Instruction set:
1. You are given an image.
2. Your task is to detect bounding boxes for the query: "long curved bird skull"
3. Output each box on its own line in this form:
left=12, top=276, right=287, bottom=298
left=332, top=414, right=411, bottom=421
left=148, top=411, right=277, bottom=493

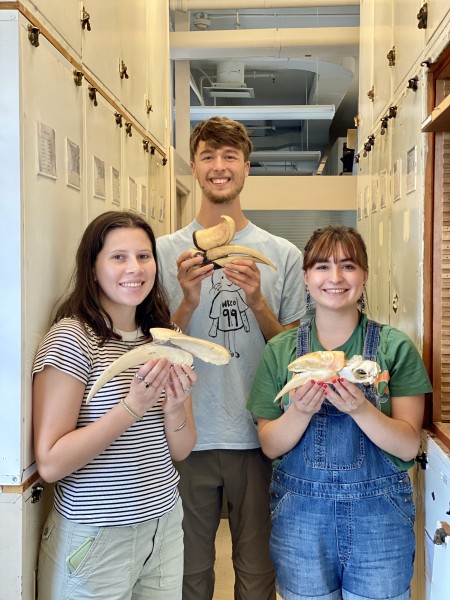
left=189, top=215, right=277, bottom=271
left=86, top=329, right=231, bottom=404
left=274, top=351, right=381, bottom=402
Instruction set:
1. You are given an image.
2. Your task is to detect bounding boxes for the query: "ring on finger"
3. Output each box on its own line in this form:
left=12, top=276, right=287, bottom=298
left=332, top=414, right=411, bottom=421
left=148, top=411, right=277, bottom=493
left=183, top=386, right=191, bottom=393
left=300, top=400, right=306, bottom=406
left=135, top=373, right=144, bottom=381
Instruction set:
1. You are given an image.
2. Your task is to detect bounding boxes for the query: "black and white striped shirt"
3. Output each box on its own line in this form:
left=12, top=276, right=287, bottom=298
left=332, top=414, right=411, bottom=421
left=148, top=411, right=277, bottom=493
left=33, top=318, right=180, bottom=526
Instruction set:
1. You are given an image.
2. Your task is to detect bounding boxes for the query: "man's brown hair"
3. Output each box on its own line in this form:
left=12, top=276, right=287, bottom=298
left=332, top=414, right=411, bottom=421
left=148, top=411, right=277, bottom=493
left=190, top=116, right=253, bottom=162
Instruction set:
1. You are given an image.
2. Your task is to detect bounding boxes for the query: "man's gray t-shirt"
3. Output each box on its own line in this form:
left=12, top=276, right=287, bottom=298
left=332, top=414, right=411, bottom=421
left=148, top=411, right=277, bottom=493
left=157, top=220, right=305, bottom=450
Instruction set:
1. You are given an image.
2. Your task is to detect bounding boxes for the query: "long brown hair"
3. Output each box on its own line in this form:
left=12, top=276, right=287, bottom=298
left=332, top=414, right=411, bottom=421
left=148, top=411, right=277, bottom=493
left=303, top=225, right=369, bottom=273
left=54, top=211, right=171, bottom=342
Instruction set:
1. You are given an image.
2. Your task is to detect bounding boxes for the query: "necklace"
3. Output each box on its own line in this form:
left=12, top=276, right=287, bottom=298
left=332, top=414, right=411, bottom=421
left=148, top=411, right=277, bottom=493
left=116, top=327, right=141, bottom=348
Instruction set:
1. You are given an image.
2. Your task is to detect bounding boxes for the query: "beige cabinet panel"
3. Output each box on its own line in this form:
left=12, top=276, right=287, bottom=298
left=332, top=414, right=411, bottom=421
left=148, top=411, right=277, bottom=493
left=358, top=0, right=374, bottom=143
left=119, top=0, right=148, bottom=130
left=389, top=75, right=425, bottom=345
left=21, top=0, right=82, bottom=56
left=393, top=0, right=425, bottom=93
left=148, top=152, right=169, bottom=238
left=425, top=0, right=450, bottom=45
left=122, top=126, right=149, bottom=217
left=146, top=0, right=169, bottom=148
left=367, top=130, right=392, bottom=324
left=1, top=11, right=23, bottom=484
left=20, top=17, right=84, bottom=472
left=81, top=0, right=121, bottom=100
left=0, top=480, right=52, bottom=600
left=373, top=0, right=394, bottom=123
left=84, top=87, right=122, bottom=221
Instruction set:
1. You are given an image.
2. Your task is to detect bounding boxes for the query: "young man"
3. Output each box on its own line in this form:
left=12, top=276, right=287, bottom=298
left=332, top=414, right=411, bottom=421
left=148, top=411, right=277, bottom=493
left=157, top=117, right=305, bottom=600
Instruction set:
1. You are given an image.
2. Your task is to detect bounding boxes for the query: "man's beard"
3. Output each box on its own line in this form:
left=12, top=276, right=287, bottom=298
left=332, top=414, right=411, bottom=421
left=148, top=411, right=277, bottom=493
left=201, top=179, right=245, bottom=204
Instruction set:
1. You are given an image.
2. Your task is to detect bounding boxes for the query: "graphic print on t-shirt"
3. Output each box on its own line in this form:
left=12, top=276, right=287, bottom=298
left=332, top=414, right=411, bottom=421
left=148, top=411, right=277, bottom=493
left=208, top=270, right=249, bottom=358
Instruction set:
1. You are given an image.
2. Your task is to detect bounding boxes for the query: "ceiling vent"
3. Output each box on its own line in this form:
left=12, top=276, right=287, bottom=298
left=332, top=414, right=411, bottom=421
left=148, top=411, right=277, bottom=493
left=204, top=61, right=255, bottom=99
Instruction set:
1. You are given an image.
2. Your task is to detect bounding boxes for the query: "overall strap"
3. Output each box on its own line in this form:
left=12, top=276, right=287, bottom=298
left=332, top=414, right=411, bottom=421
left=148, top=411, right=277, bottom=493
left=296, top=322, right=311, bottom=358
left=362, top=319, right=381, bottom=362
left=296, top=318, right=381, bottom=362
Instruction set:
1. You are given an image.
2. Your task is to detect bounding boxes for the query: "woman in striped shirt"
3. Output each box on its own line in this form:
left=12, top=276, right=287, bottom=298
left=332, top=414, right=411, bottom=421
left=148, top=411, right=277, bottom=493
left=33, top=210, right=197, bottom=600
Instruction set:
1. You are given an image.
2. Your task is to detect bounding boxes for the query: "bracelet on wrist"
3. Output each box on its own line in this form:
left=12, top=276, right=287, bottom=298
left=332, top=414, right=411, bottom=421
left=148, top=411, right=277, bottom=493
left=120, top=398, right=143, bottom=421
left=165, top=418, right=187, bottom=432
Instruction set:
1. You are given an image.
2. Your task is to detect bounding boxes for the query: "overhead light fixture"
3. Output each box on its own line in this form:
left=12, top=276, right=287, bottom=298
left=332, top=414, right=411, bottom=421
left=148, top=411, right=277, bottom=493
left=204, top=86, right=255, bottom=99
left=251, top=151, right=321, bottom=163
left=189, top=105, right=335, bottom=121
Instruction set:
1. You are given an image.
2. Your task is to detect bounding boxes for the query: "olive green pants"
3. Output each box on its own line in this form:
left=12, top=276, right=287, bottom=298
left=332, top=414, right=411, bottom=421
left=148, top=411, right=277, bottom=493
left=175, top=448, right=276, bottom=600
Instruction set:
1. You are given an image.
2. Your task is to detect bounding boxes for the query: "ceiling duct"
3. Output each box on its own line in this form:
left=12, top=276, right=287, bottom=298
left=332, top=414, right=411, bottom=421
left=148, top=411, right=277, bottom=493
left=203, top=61, right=255, bottom=99
left=170, top=27, right=359, bottom=60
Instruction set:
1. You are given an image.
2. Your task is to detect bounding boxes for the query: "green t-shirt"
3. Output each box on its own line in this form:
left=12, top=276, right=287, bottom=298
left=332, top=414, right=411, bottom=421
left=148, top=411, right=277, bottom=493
left=247, top=314, right=432, bottom=470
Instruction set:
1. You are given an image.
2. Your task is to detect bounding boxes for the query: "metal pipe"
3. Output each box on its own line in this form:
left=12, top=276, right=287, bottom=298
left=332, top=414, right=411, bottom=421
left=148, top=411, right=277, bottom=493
left=186, top=104, right=335, bottom=121
left=170, top=0, right=359, bottom=10
left=251, top=150, right=321, bottom=162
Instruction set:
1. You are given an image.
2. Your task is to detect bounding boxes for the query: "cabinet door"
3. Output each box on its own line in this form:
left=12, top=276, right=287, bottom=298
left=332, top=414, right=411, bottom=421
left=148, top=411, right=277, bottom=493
left=368, top=128, right=392, bottom=324
left=21, top=0, right=82, bottom=56
left=122, top=124, right=149, bottom=217
left=393, top=0, right=425, bottom=94
left=425, top=0, right=450, bottom=45
left=0, top=11, right=22, bottom=484
left=84, top=85, right=122, bottom=222
left=358, top=0, right=374, bottom=143
left=146, top=0, right=169, bottom=149
left=373, top=0, right=394, bottom=123
left=389, top=74, right=426, bottom=344
left=20, top=15, right=84, bottom=472
left=81, top=0, right=121, bottom=100
left=119, top=0, right=148, bottom=130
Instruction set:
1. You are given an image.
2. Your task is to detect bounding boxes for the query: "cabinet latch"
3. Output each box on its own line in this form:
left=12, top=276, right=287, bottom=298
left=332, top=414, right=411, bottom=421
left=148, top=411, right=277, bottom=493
left=415, top=451, right=428, bottom=469
left=433, top=521, right=450, bottom=545
left=27, top=25, right=40, bottom=48
left=417, top=3, right=428, bottom=30
left=387, top=47, right=396, bottom=67
left=31, top=483, right=44, bottom=504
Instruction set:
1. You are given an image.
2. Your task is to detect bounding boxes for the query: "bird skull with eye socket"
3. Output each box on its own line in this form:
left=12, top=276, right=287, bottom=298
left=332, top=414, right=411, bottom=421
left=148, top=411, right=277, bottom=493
left=85, top=328, right=231, bottom=404
left=188, top=215, right=277, bottom=271
left=274, top=351, right=381, bottom=402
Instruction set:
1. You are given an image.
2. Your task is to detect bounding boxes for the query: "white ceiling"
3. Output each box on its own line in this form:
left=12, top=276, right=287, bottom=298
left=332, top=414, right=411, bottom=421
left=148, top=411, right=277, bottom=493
left=170, top=2, right=360, bottom=175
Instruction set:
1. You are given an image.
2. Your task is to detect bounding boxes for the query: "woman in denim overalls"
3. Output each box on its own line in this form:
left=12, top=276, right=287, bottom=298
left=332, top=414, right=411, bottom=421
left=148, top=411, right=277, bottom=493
left=247, top=226, right=432, bottom=600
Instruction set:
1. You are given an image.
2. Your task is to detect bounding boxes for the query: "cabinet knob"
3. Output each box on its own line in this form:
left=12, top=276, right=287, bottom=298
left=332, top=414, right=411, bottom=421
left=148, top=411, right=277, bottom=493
left=120, top=60, right=129, bottom=80
left=73, top=70, right=83, bottom=86
left=88, top=86, right=98, bottom=107
left=387, top=47, right=396, bottom=67
left=417, top=3, right=428, bottom=30
left=27, top=25, right=40, bottom=48
left=81, top=8, right=91, bottom=31
left=407, top=76, right=419, bottom=92
left=433, top=521, right=450, bottom=545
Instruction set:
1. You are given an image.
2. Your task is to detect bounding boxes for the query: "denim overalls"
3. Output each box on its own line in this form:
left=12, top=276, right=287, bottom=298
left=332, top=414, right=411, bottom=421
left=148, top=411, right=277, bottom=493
left=270, top=321, right=415, bottom=600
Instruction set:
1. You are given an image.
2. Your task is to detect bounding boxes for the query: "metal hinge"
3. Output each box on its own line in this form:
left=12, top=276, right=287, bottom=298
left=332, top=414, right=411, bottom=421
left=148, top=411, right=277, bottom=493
left=31, top=483, right=44, bottom=504
left=415, top=451, right=428, bottom=469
